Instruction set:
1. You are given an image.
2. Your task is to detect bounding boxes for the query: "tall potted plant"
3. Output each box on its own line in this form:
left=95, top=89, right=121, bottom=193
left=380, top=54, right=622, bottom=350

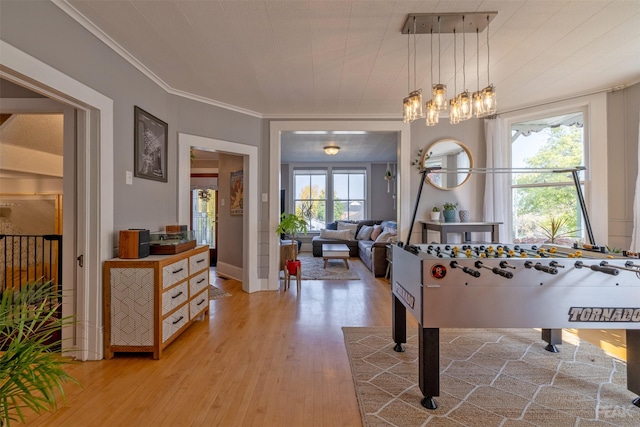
left=1, top=281, right=76, bottom=426
left=276, top=212, right=308, bottom=274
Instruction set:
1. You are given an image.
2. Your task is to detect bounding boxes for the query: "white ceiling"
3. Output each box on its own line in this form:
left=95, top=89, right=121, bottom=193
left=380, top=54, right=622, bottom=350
left=59, top=0, right=640, bottom=162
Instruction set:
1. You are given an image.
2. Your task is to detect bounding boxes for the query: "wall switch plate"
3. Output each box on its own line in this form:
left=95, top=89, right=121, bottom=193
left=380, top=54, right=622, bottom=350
left=262, top=193, right=268, bottom=202
left=220, top=198, right=225, bottom=206
left=126, top=171, right=133, bottom=185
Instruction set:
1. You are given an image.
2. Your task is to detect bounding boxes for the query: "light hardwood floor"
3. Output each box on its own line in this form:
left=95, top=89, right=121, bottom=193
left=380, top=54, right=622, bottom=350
left=25, top=257, right=409, bottom=426
left=23, top=255, right=627, bottom=426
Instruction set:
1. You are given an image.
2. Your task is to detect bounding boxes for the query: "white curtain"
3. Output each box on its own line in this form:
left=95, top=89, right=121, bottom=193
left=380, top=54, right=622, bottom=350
left=483, top=118, right=509, bottom=242
left=630, top=113, right=640, bottom=251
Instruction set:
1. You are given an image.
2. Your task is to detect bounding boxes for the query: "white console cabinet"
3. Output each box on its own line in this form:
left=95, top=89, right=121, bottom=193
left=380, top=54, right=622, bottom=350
left=103, top=245, right=209, bottom=359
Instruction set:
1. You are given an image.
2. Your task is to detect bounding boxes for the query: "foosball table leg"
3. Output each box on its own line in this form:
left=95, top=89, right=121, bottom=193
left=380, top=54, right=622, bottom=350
left=542, top=328, right=562, bottom=353
left=627, top=330, right=640, bottom=408
left=419, top=326, right=439, bottom=410
left=392, top=293, right=406, bottom=352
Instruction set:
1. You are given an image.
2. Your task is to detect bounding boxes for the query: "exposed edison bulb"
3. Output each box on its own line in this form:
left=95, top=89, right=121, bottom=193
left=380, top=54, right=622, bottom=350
left=402, top=97, right=412, bottom=123
left=425, top=100, right=439, bottom=126
left=432, top=84, right=448, bottom=112
left=472, top=91, right=485, bottom=118
left=409, top=89, right=424, bottom=120
left=457, top=90, right=472, bottom=121
left=449, top=98, right=460, bottom=124
left=482, top=84, right=497, bottom=115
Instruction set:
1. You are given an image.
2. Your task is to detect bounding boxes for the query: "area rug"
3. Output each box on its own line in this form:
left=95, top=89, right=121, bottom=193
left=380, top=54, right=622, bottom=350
left=209, top=285, right=231, bottom=300
left=343, top=327, right=640, bottom=427
left=279, top=255, right=360, bottom=280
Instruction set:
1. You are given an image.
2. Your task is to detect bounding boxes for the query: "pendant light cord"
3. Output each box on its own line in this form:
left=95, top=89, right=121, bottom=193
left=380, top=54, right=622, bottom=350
left=486, top=15, right=490, bottom=85
left=413, top=16, right=417, bottom=91
left=462, top=16, right=466, bottom=90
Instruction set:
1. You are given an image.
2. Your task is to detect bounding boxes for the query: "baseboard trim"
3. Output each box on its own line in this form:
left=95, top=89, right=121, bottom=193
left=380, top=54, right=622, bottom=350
left=215, top=261, right=242, bottom=282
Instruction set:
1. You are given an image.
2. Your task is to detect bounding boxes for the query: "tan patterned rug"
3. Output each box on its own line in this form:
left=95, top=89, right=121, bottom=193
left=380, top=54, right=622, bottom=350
left=343, top=327, right=640, bottom=426
left=209, top=285, right=231, bottom=300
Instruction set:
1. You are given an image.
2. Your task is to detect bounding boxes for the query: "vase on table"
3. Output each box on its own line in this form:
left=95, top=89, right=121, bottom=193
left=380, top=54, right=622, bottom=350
left=443, top=209, right=456, bottom=223
left=459, top=210, right=470, bottom=222
left=430, top=212, right=441, bottom=221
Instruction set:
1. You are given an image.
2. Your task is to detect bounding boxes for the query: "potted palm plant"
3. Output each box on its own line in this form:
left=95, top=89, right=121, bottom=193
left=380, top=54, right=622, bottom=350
left=276, top=212, right=308, bottom=274
left=1, top=281, right=76, bottom=427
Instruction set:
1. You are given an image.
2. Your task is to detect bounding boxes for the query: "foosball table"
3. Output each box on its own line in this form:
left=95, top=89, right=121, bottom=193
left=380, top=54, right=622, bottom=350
left=391, top=242, right=640, bottom=410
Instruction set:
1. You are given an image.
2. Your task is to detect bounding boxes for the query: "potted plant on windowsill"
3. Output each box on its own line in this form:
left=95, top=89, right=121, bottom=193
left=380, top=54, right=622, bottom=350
left=276, top=212, right=308, bottom=275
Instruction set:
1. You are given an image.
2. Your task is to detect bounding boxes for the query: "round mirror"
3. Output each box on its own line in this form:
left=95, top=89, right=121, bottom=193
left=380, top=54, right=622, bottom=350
left=420, top=139, right=473, bottom=190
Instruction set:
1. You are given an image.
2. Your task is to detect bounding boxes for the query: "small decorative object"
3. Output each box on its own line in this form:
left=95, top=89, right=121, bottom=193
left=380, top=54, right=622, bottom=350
left=384, top=162, right=395, bottom=193
left=458, top=209, right=470, bottom=222
left=442, top=202, right=458, bottom=223
left=412, top=149, right=434, bottom=171
left=430, top=206, right=441, bottom=221
left=230, top=170, right=243, bottom=216
left=134, top=106, right=168, bottom=182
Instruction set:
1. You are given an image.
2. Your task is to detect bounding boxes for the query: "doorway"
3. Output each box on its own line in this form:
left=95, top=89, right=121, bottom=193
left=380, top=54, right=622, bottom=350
left=191, top=186, right=218, bottom=266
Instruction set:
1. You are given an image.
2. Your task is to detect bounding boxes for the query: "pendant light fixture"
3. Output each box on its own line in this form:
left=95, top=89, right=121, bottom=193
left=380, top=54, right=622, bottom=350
left=432, top=16, right=448, bottom=112
left=425, top=27, right=439, bottom=126
left=449, top=28, right=460, bottom=124
left=472, top=28, right=485, bottom=118
left=400, top=12, right=497, bottom=125
left=481, top=14, right=497, bottom=115
left=457, top=16, right=473, bottom=121
left=402, top=26, right=412, bottom=123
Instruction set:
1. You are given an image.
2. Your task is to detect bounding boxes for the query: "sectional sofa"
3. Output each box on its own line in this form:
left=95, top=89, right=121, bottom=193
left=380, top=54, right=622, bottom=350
left=311, top=219, right=397, bottom=277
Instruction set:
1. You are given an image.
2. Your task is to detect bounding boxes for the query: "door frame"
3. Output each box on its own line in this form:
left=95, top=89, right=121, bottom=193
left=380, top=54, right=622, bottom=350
left=268, top=121, right=411, bottom=291
left=178, top=133, right=261, bottom=293
left=1, top=40, right=114, bottom=361
left=190, top=173, right=218, bottom=265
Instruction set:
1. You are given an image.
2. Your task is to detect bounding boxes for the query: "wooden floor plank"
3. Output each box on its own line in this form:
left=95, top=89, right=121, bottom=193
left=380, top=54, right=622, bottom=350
left=20, top=255, right=625, bottom=426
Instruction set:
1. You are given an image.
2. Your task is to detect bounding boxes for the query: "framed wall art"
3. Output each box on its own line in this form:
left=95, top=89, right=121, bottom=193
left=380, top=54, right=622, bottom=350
left=230, top=170, right=243, bottom=216
left=134, top=106, right=168, bottom=182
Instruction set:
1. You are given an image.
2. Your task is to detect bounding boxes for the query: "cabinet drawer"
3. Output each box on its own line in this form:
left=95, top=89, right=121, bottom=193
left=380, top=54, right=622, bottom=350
left=162, top=259, right=188, bottom=289
left=189, top=270, right=209, bottom=296
left=190, top=289, right=209, bottom=320
left=162, top=305, right=189, bottom=343
left=189, top=251, right=209, bottom=274
left=162, top=282, right=188, bottom=315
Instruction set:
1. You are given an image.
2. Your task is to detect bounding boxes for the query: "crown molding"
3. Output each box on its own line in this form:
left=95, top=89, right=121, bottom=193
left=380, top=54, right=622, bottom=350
left=53, top=0, right=263, bottom=118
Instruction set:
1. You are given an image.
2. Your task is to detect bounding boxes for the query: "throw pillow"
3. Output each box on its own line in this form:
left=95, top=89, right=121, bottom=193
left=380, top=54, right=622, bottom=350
left=319, top=229, right=351, bottom=240
left=374, top=231, right=393, bottom=243
left=325, top=221, right=338, bottom=230
left=337, top=222, right=358, bottom=239
left=356, top=225, right=374, bottom=240
left=370, top=224, right=382, bottom=240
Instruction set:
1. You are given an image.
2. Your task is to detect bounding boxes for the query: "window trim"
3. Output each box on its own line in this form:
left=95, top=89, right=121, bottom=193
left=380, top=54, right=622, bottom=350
left=289, top=163, right=371, bottom=229
left=499, top=93, right=608, bottom=245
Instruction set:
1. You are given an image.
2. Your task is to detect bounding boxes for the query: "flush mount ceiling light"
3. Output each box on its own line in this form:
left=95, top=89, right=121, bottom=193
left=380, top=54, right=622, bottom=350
left=401, top=12, right=497, bottom=126
left=324, top=146, right=340, bottom=155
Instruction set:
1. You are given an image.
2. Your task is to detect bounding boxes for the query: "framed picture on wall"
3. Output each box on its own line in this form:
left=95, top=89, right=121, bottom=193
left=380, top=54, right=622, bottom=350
left=230, top=170, right=243, bottom=215
left=134, top=106, right=168, bottom=182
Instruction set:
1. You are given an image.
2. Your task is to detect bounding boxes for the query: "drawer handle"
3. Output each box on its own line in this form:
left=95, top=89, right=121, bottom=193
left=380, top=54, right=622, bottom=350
left=197, top=259, right=205, bottom=263
left=197, top=298, right=205, bottom=306
left=172, top=315, right=184, bottom=325
left=171, top=291, right=183, bottom=299
left=197, top=278, right=205, bottom=284
left=172, top=267, right=184, bottom=274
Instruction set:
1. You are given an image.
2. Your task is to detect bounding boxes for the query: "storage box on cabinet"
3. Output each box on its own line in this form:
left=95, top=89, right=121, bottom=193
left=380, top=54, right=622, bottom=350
left=103, top=245, right=210, bottom=359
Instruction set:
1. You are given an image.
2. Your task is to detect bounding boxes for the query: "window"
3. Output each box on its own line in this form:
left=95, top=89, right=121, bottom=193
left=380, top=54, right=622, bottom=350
left=293, top=167, right=367, bottom=230
left=510, top=112, right=585, bottom=245
left=293, top=170, right=327, bottom=231
left=333, top=169, right=366, bottom=221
